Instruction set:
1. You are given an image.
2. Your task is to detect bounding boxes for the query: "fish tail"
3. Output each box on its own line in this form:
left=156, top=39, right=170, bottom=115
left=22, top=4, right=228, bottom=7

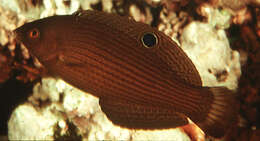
left=197, top=87, right=238, bottom=138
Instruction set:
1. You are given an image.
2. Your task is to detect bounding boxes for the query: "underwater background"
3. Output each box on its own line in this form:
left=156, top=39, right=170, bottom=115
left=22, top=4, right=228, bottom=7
left=0, top=0, right=259, bottom=140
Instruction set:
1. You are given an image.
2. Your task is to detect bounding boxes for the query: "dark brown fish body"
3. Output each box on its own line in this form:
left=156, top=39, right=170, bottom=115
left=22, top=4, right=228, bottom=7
left=14, top=10, right=238, bottom=138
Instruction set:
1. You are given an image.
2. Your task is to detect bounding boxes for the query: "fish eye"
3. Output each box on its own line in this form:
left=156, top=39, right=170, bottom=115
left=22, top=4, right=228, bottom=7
left=141, top=32, right=158, bottom=48
left=28, top=28, right=40, bottom=39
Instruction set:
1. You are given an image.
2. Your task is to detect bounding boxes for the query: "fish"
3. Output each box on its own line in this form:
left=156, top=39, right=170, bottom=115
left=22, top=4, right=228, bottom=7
left=14, top=10, right=238, bottom=138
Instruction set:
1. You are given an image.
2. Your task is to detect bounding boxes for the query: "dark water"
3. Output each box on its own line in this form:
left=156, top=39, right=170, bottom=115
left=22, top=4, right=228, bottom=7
left=0, top=77, right=33, bottom=135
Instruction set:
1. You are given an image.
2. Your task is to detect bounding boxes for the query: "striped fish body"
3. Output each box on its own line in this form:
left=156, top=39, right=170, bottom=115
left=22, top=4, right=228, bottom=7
left=14, top=10, right=238, bottom=138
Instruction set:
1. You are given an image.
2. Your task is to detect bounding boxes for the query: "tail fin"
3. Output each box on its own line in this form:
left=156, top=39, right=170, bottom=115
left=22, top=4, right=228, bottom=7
left=197, top=87, right=239, bottom=138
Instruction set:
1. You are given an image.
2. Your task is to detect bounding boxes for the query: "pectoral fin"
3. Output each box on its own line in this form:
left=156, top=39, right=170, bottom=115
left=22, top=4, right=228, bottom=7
left=99, top=98, right=189, bottom=129
left=57, top=53, right=84, bottom=67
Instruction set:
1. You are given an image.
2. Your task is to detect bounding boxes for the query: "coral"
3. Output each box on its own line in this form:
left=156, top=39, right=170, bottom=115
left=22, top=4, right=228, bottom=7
left=8, top=78, right=190, bottom=140
left=180, top=22, right=241, bottom=89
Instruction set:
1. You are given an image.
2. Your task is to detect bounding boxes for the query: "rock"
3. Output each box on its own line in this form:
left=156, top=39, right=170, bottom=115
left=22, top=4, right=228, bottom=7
left=180, top=21, right=241, bottom=90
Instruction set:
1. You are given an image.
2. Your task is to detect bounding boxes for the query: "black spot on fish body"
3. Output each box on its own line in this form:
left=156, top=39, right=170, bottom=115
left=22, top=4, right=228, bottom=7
left=141, top=32, right=158, bottom=48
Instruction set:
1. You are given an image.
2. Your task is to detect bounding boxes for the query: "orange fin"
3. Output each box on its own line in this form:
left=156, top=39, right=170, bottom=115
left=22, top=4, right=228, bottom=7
left=99, top=98, right=189, bottom=129
left=197, top=87, right=238, bottom=138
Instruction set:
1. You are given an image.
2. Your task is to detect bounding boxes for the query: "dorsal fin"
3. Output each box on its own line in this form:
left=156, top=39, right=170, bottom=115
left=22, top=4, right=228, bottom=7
left=153, top=35, right=203, bottom=86
left=73, top=10, right=202, bottom=86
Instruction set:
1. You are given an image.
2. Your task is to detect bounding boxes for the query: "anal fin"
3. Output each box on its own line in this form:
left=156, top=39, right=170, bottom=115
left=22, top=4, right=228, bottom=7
left=99, top=98, right=189, bottom=129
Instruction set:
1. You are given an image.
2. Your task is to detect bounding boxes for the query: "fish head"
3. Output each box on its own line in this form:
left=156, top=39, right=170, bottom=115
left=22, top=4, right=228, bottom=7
left=14, top=15, right=73, bottom=64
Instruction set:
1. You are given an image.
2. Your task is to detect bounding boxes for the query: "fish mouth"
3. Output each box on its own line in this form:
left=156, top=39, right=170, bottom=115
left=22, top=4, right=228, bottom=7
left=13, top=28, right=30, bottom=53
